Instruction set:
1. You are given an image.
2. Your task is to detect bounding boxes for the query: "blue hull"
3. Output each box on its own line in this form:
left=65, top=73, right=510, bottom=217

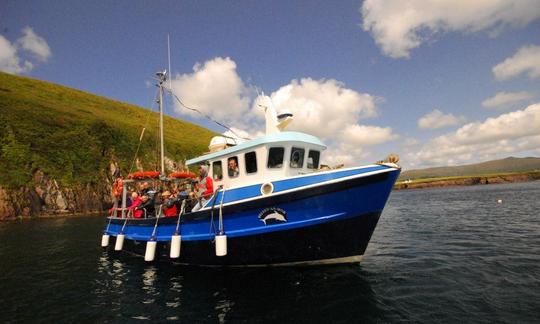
left=105, top=165, right=400, bottom=266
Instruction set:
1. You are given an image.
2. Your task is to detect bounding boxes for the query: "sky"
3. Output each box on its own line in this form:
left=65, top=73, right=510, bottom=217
left=1, top=0, right=540, bottom=169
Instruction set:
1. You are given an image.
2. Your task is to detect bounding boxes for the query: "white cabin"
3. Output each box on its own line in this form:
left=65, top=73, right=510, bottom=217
left=186, top=131, right=326, bottom=189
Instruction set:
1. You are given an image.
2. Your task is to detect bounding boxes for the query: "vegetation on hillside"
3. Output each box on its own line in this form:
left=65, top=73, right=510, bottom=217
left=0, top=72, right=216, bottom=189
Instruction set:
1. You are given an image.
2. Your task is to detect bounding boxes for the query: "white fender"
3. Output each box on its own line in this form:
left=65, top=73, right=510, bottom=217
left=215, top=234, right=227, bottom=257
left=170, top=235, right=181, bottom=258
left=114, top=234, right=125, bottom=251
left=101, top=234, right=110, bottom=247
left=145, top=240, right=157, bottom=262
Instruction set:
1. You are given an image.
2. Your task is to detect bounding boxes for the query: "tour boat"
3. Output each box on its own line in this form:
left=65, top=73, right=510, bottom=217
left=101, top=70, right=401, bottom=266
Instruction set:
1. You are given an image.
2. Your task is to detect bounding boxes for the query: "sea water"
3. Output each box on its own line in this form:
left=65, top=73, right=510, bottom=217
left=1, top=181, right=539, bottom=323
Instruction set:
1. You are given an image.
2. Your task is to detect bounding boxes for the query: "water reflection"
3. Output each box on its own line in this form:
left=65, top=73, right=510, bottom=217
left=94, top=253, right=381, bottom=322
left=141, top=266, right=157, bottom=304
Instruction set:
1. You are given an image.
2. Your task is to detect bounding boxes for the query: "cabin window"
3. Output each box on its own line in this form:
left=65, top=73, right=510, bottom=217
left=245, top=151, right=257, bottom=174
left=267, top=147, right=284, bottom=168
left=290, top=147, right=305, bottom=168
left=307, top=150, right=320, bottom=169
left=212, top=161, right=223, bottom=181
left=227, top=156, right=239, bottom=178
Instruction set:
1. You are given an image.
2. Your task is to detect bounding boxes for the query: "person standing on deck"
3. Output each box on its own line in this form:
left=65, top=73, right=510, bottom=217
left=192, top=165, right=213, bottom=211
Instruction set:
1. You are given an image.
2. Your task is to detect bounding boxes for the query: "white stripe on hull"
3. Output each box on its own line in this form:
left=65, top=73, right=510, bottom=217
left=171, top=255, right=364, bottom=268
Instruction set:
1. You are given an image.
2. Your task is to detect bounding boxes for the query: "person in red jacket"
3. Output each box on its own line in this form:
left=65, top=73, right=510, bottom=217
left=192, top=165, right=213, bottom=211
left=161, top=191, right=177, bottom=217
left=127, top=192, right=143, bottom=218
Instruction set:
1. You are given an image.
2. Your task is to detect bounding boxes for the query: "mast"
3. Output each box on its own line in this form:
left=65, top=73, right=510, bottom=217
left=156, top=70, right=167, bottom=176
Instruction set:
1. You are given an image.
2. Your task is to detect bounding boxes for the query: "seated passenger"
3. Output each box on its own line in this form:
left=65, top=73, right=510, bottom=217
left=161, top=191, right=177, bottom=217
left=228, top=157, right=239, bottom=178
left=136, top=194, right=155, bottom=218
left=127, top=192, right=143, bottom=218
left=139, top=182, right=157, bottom=201
left=184, top=191, right=197, bottom=213
left=172, top=186, right=189, bottom=212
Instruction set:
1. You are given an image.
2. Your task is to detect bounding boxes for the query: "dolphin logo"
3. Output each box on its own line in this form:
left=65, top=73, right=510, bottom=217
left=259, top=208, right=287, bottom=225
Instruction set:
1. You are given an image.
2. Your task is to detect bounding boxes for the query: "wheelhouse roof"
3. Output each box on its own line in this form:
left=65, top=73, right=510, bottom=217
left=186, top=131, right=326, bottom=166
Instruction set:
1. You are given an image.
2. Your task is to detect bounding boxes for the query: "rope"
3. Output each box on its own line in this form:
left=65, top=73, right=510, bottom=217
left=174, top=199, right=186, bottom=235
left=218, top=187, right=226, bottom=234
left=104, top=216, right=113, bottom=234
left=129, top=89, right=160, bottom=174
left=166, top=88, right=251, bottom=141
left=208, top=189, right=220, bottom=238
left=120, top=211, right=131, bottom=234
left=150, top=205, right=163, bottom=240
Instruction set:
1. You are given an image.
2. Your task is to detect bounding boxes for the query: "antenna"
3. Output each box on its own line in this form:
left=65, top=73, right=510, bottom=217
left=156, top=69, right=167, bottom=176
left=167, top=34, right=172, bottom=91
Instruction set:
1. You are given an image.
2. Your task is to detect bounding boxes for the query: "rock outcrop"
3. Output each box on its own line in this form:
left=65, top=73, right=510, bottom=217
left=0, top=169, right=114, bottom=220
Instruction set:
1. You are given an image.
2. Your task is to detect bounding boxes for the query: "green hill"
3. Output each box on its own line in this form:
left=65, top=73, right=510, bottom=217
left=400, top=157, right=540, bottom=180
left=0, top=72, right=216, bottom=189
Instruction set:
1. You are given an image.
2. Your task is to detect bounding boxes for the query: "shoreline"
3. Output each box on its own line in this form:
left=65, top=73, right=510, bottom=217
left=394, top=171, right=540, bottom=190
left=2, top=210, right=107, bottom=222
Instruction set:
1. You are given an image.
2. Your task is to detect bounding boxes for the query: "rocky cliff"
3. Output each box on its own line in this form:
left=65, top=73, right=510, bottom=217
left=0, top=169, right=114, bottom=220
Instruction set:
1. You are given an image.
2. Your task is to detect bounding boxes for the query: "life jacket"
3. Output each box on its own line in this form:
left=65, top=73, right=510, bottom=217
left=130, top=197, right=143, bottom=218
left=113, top=178, right=123, bottom=198
left=163, top=203, right=177, bottom=217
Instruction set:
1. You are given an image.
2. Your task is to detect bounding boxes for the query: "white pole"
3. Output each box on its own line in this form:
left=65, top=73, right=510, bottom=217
left=159, top=78, right=165, bottom=176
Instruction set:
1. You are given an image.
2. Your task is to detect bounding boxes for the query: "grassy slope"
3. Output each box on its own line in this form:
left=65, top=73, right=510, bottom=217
left=400, top=157, right=540, bottom=180
left=0, top=72, right=216, bottom=188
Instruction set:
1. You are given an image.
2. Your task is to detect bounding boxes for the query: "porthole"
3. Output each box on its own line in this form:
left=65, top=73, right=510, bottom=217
left=260, top=182, right=274, bottom=195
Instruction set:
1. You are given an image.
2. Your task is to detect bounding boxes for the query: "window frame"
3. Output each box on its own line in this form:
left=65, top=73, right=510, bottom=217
left=307, top=150, right=320, bottom=169
left=227, top=156, right=240, bottom=178
left=212, top=160, right=223, bottom=181
left=244, top=151, right=258, bottom=174
left=289, top=147, right=305, bottom=169
left=267, top=147, right=285, bottom=169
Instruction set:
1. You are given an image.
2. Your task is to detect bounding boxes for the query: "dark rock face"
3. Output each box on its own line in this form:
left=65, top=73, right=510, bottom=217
left=0, top=169, right=113, bottom=220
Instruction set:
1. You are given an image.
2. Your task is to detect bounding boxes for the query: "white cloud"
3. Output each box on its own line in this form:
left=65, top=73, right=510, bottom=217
left=341, top=124, right=398, bottom=146
left=268, top=78, right=398, bottom=165
left=0, top=35, right=31, bottom=74
left=404, top=137, right=420, bottom=146
left=16, top=27, right=51, bottom=62
left=171, top=57, right=254, bottom=125
left=482, top=91, right=535, bottom=108
left=417, top=109, right=463, bottom=129
left=270, top=78, right=378, bottom=139
left=0, top=27, right=50, bottom=74
left=492, top=45, right=540, bottom=81
left=410, top=103, right=540, bottom=166
left=361, top=0, right=540, bottom=58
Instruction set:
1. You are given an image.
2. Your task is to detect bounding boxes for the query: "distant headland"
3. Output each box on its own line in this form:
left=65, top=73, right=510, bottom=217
left=395, top=157, right=540, bottom=190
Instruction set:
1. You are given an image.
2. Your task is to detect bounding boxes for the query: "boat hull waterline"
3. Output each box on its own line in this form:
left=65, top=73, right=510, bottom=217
left=105, top=165, right=400, bottom=266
